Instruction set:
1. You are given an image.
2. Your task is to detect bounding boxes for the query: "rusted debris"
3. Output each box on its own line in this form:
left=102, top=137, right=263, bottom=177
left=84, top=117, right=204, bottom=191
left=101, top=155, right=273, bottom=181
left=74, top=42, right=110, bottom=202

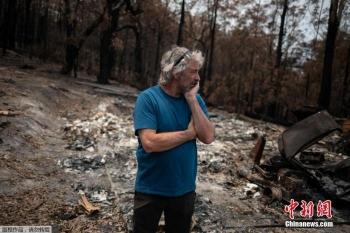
left=249, top=135, right=266, bottom=165
left=78, top=194, right=100, bottom=215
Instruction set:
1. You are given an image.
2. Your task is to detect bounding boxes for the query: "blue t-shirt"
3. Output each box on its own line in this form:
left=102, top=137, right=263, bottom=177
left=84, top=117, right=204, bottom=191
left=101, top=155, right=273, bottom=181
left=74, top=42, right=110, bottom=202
left=133, top=85, right=209, bottom=197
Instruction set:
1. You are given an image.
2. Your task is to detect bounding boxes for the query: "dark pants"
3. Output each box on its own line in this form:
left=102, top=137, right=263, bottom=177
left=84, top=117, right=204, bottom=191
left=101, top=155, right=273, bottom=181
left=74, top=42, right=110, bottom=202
left=133, top=191, right=196, bottom=233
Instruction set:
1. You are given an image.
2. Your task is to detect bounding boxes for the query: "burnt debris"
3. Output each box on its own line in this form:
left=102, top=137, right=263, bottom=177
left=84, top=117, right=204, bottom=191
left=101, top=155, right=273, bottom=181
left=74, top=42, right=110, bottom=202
left=247, top=111, right=350, bottom=205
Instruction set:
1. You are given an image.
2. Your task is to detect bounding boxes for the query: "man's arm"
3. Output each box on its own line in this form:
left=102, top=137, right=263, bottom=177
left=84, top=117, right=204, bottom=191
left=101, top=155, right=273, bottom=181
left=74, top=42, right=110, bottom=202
left=185, top=84, right=215, bottom=144
left=138, top=119, right=196, bottom=153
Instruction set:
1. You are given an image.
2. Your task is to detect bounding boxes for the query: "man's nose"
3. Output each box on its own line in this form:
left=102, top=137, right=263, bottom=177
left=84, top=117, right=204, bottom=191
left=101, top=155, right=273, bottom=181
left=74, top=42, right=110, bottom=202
left=195, top=73, right=200, bottom=81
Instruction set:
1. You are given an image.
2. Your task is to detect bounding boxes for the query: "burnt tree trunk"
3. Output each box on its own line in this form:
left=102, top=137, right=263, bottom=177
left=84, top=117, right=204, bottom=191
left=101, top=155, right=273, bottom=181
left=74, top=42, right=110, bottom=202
left=271, top=0, right=288, bottom=119
left=61, top=0, right=77, bottom=74
left=24, top=0, right=32, bottom=47
left=97, top=0, right=140, bottom=84
left=115, top=22, right=144, bottom=86
left=118, top=30, right=129, bottom=72
left=38, top=2, right=49, bottom=60
left=0, top=1, right=3, bottom=40
left=275, top=0, right=288, bottom=69
left=62, top=0, right=105, bottom=77
left=28, top=0, right=39, bottom=58
left=2, top=0, right=17, bottom=54
left=342, top=43, right=350, bottom=116
left=201, top=0, right=218, bottom=96
left=63, top=43, right=79, bottom=76
left=305, top=73, right=310, bottom=100
left=135, top=28, right=143, bottom=84
left=206, top=0, right=218, bottom=82
left=154, top=22, right=162, bottom=84
left=98, top=3, right=120, bottom=84
left=200, top=46, right=208, bottom=90
left=15, top=0, right=33, bottom=48
left=236, top=74, right=242, bottom=114
left=99, top=28, right=114, bottom=84
left=248, top=0, right=262, bottom=113
left=318, top=0, right=345, bottom=109
left=176, top=0, right=185, bottom=46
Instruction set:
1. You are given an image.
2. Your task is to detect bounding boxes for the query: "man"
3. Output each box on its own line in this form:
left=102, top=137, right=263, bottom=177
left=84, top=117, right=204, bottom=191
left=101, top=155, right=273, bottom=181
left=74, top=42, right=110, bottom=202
left=133, top=46, right=215, bottom=233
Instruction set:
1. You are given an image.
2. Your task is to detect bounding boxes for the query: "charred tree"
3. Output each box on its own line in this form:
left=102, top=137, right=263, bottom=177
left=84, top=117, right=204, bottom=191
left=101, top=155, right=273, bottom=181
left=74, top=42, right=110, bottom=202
left=152, top=20, right=163, bottom=85
left=201, top=0, right=218, bottom=96
left=98, top=0, right=141, bottom=84
left=115, top=24, right=143, bottom=85
left=2, top=0, right=18, bottom=54
left=118, top=30, right=129, bottom=71
left=98, top=1, right=121, bottom=84
left=275, top=0, right=288, bottom=69
left=61, top=0, right=105, bottom=77
left=176, top=0, right=185, bottom=46
left=342, top=43, right=350, bottom=116
left=318, top=0, right=345, bottom=110
left=0, top=1, right=3, bottom=40
left=61, top=0, right=79, bottom=75
left=270, top=0, right=288, bottom=120
left=38, top=2, right=49, bottom=60
left=16, top=0, right=33, bottom=49
left=134, top=25, right=143, bottom=84
left=24, top=0, right=32, bottom=48
left=28, top=0, right=38, bottom=58
left=206, top=0, right=218, bottom=82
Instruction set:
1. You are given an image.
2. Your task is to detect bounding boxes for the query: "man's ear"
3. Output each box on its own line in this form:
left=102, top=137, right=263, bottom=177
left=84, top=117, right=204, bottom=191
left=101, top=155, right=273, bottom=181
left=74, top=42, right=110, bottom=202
left=172, top=71, right=180, bottom=80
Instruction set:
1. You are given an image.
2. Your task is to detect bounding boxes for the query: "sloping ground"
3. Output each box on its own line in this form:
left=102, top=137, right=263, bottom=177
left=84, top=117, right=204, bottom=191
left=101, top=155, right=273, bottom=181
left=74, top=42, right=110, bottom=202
left=0, top=53, right=129, bottom=232
left=0, top=52, right=349, bottom=232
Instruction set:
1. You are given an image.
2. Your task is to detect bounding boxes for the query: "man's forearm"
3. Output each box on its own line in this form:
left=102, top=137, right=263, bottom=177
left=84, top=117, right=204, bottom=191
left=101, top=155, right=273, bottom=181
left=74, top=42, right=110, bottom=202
left=187, top=98, right=215, bottom=144
left=141, top=130, right=195, bottom=153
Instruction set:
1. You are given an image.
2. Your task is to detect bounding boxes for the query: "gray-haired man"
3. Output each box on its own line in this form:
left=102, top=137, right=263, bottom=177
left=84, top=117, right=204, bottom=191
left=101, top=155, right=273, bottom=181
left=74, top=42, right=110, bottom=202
left=133, top=46, right=215, bottom=233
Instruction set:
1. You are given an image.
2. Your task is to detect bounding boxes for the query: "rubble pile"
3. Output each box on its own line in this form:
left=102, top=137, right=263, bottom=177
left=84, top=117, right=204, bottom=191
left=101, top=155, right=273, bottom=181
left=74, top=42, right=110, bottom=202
left=245, top=111, right=350, bottom=212
left=59, top=108, right=137, bottom=229
left=197, top=114, right=283, bottom=186
left=63, top=111, right=134, bottom=153
left=59, top=105, right=350, bottom=231
left=58, top=107, right=286, bottom=231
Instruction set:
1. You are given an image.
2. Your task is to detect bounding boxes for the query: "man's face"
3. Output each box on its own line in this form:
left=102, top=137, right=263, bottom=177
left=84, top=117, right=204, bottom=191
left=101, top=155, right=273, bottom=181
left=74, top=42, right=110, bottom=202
left=177, top=59, right=200, bottom=94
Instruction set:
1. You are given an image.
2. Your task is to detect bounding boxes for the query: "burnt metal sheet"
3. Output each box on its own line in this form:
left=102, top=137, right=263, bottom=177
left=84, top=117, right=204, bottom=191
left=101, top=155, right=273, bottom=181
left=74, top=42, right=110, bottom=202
left=278, top=111, right=341, bottom=159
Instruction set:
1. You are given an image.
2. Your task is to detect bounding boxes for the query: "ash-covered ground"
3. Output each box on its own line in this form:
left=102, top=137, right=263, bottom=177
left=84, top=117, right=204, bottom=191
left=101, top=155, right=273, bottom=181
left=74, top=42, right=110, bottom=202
left=1, top=52, right=349, bottom=232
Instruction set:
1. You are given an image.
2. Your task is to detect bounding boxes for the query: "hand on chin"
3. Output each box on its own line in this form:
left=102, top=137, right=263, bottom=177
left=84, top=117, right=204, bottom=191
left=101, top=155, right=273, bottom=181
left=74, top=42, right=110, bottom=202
left=184, top=83, right=199, bottom=100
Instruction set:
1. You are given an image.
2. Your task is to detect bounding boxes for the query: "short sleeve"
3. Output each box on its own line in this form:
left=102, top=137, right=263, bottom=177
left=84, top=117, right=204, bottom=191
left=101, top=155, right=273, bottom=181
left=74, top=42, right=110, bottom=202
left=133, top=93, right=157, bottom=136
left=196, top=95, right=209, bottom=117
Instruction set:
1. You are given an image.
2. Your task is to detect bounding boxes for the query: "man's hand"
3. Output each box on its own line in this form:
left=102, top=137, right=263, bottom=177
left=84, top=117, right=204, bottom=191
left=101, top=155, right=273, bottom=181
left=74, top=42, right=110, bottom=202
left=184, top=83, right=199, bottom=101
left=186, top=118, right=197, bottom=140
left=184, top=83, right=215, bottom=144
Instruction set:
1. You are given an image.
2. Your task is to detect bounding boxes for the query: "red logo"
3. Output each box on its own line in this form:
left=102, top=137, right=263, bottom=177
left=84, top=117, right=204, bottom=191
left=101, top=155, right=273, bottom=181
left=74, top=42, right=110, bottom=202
left=317, top=200, right=332, bottom=219
left=300, top=200, right=314, bottom=218
left=284, top=199, right=332, bottom=219
left=284, top=199, right=299, bottom=219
